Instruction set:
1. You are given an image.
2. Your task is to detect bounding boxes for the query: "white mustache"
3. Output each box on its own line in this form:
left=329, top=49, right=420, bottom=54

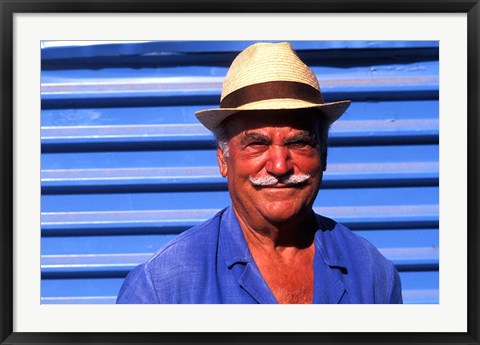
left=249, top=174, right=311, bottom=187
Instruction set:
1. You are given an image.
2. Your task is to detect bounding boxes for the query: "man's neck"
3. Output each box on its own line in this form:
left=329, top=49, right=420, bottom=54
left=233, top=206, right=318, bottom=252
left=232, top=206, right=317, bottom=304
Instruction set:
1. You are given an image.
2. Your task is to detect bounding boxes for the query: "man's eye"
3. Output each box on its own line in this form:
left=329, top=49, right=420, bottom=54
left=288, top=141, right=313, bottom=149
left=248, top=142, right=268, bottom=147
left=245, top=142, right=270, bottom=152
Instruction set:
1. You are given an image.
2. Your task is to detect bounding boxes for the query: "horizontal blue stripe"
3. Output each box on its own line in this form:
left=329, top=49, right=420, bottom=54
left=41, top=229, right=438, bottom=255
left=41, top=288, right=439, bottom=304
left=39, top=274, right=438, bottom=304
left=40, top=85, right=438, bottom=107
left=40, top=120, right=439, bottom=152
left=40, top=186, right=439, bottom=211
left=40, top=205, right=439, bottom=236
left=41, top=40, right=439, bottom=60
left=41, top=296, right=117, bottom=304
left=41, top=59, right=439, bottom=107
left=401, top=289, right=438, bottom=304
left=40, top=161, right=438, bottom=193
left=41, top=60, right=439, bottom=82
left=42, top=234, right=178, bottom=255
left=40, top=100, right=439, bottom=127
left=40, top=145, right=438, bottom=172
left=400, top=271, right=439, bottom=290
left=41, top=277, right=124, bottom=297
left=40, top=247, right=438, bottom=278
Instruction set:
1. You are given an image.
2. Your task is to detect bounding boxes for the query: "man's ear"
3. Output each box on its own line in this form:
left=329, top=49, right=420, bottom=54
left=217, top=148, right=228, bottom=177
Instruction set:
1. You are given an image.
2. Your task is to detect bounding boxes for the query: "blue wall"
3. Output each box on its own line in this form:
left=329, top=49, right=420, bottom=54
left=40, top=40, right=439, bottom=304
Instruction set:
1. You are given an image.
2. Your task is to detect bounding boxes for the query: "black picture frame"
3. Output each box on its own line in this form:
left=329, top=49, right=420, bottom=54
left=1, top=1, right=479, bottom=344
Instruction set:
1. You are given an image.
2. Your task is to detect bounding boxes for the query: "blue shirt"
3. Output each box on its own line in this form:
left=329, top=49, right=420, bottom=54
left=117, top=207, right=402, bottom=304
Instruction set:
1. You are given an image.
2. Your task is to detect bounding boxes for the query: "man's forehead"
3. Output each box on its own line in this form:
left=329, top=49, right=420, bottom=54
left=222, top=110, right=320, bottom=136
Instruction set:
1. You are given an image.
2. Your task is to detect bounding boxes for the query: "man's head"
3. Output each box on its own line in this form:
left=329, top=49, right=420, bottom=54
left=194, top=42, right=350, bottom=225
left=214, top=109, right=329, bottom=225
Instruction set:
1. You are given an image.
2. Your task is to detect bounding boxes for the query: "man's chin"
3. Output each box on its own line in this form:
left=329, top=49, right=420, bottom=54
left=260, top=204, right=307, bottom=224
left=253, top=186, right=304, bottom=199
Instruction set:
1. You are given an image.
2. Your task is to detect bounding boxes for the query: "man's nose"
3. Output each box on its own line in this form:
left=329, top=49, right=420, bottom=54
left=264, top=145, right=293, bottom=177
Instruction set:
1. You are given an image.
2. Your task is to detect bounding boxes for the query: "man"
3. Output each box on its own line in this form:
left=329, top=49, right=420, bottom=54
left=117, top=42, right=403, bottom=304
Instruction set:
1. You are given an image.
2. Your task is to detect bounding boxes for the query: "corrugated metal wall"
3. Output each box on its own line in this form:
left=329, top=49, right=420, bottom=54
left=40, top=41, right=439, bottom=304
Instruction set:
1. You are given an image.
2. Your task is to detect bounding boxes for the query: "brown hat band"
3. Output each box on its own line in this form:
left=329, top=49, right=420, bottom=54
left=220, top=81, right=324, bottom=109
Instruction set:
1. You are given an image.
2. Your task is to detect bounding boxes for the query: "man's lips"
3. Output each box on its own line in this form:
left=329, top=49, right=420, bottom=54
left=252, top=181, right=309, bottom=189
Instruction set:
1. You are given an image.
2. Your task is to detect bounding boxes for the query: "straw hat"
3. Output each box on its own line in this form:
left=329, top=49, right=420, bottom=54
left=195, top=42, right=351, bottom=131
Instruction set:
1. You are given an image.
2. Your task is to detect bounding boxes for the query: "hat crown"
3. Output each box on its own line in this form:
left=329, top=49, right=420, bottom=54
left=194, top=41, right=351, bottom=132
left=221, top=42, right=320, bottom=101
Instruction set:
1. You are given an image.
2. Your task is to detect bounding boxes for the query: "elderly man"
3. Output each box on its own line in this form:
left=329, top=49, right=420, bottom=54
left=117, top=42, right=403, bottom=304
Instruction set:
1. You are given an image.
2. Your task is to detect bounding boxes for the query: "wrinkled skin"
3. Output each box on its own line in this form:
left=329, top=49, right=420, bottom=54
left=217, top=110, right=327, bottom=245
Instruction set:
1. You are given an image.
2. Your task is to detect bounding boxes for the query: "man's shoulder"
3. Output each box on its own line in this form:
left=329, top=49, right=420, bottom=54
left=117, top=208, right=228, bottom=304
left=315, top=213, right=392, bottom=266
left=147, top=208, right=226, bottom=265
left=316, top=213, right=403, bottom=304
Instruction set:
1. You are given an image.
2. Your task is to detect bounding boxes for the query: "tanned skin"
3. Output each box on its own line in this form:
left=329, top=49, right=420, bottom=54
left=217, top=110, right=327, bottom=304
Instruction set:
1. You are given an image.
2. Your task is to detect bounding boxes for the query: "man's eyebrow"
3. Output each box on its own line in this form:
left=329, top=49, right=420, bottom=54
left=241, top=132, right=271, bottom=143
left=285, top=131, right=317, bottom=143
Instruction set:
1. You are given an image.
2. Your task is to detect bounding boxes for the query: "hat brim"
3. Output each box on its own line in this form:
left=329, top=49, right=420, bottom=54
left=195, top=98, right=351, bottom=131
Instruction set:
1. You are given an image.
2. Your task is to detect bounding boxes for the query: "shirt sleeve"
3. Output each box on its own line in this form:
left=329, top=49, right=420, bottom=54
left=387, top=266, right=403, bottom=304
left=116, top=263, right=159, bottom=304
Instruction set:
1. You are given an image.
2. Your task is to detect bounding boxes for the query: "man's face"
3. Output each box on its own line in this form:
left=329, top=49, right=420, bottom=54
left=217, top=110, right=326, bottom=225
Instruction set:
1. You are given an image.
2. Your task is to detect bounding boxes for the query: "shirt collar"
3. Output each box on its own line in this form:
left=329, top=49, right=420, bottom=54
left=220, top=206, right=346, bottom=270
left=219, top=206, right=347, bottom=304
left=220, top=206, right=252, bottom=268
left=313, top=214, right=347, bottom=270
left=219, top=207, right=278, bottom=303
